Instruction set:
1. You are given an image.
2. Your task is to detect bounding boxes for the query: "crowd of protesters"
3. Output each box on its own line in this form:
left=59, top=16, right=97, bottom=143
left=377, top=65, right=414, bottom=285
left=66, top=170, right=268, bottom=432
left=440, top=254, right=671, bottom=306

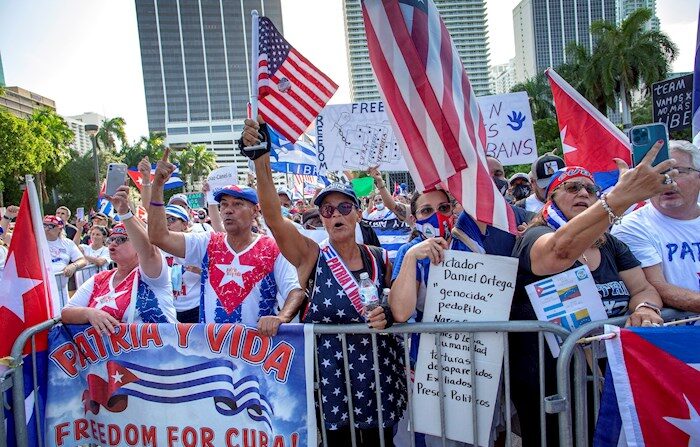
left=0, top=123, right=698, bottom=446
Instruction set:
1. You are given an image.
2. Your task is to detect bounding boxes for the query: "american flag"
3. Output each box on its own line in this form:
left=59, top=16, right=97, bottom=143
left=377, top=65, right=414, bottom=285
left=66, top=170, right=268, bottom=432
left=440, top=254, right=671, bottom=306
left=362, top=0, right=516, bottom=233
left=257, top=16, right=338, bottom=142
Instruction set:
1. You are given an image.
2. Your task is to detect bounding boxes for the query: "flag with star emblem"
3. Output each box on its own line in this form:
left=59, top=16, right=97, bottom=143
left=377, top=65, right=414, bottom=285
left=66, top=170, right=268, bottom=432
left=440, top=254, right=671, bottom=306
left=546, top=68, right=632, bottom=190
left=1, top=178, right=58, bottom=446
left=596, top=325, right=700, bottom=446
left=127, top=163, right=183, bottom=192
left=255, top=16, right=338, bottom=142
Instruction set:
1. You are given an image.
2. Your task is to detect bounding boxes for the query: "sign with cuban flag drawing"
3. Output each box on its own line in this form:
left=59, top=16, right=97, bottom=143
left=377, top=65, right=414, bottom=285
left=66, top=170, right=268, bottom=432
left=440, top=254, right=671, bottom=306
left=596, top=325, right=700, bottom=446
left=45, top=324, right=316, bottom=447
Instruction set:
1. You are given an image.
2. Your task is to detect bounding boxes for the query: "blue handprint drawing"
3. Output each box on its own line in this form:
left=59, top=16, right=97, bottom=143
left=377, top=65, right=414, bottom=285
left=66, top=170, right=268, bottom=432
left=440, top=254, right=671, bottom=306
left=507, top=111, right=526, bottom=131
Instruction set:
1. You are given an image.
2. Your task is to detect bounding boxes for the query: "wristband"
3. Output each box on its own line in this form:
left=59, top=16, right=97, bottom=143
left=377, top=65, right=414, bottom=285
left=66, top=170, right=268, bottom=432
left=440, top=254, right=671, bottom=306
left=149, top=201, right=165, bottom=207
left=118, top=211, right=134, bottom=221
left=600, top=193, right=623, bottom=225
left=634, top=302, right=662, bottom=316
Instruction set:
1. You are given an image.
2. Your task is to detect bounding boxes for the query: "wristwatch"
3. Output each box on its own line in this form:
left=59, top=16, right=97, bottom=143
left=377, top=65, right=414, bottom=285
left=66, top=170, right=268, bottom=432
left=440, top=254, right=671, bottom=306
left=634, top=301, right=662, bottom=316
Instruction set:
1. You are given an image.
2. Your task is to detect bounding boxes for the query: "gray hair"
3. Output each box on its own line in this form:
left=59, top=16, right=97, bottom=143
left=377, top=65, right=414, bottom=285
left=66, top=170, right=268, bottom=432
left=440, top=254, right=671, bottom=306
left=669, top=140, right=700, bottom=169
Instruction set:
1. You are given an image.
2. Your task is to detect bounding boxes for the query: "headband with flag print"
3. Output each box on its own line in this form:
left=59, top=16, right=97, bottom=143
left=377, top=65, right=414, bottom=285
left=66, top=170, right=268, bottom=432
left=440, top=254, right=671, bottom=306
left=546, top=167, right=595, bottom=199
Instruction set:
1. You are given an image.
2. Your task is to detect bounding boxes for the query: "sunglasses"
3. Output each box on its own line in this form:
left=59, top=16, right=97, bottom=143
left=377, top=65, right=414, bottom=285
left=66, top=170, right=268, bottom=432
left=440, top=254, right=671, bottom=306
left=557, top=181, right=599, bottom=196
left=417, top=202, right=453, bottom=217
left=319, top=202, right=356, bottom=218
left=106, top=236, right=129, bottom=246
left=43, top=224, right=57, bottom=230
left=676, top=167, right=700, bottom=176
left=166, top=216, right=183, bottom=224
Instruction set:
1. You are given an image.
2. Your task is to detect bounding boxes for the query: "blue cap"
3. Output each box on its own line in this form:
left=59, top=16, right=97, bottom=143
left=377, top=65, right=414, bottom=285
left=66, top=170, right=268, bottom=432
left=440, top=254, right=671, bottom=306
left=213, top=185, right=259, bottom=205
left=165, top=204, right=190, bottom=222
left=313, top=182, right=359, bottom=207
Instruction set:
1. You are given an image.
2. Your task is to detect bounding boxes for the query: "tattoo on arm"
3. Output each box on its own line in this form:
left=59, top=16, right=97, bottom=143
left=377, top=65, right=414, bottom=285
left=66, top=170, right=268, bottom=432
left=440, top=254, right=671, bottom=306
left=395, top=205, right=407, bottom=220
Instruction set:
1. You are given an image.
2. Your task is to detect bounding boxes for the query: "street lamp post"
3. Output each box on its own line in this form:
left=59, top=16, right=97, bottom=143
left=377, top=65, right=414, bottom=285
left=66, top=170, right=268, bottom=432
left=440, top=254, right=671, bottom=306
left=186, top=159, right=194, bottom=192
left=85, top=124, right=100, bottom=192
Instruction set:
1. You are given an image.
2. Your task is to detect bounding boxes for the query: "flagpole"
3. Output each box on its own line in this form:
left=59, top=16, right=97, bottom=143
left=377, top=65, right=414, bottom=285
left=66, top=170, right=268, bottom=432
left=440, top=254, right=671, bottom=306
left=249, top=10, right=260, bottom=119
left=25, top=175, right=60, bottom=316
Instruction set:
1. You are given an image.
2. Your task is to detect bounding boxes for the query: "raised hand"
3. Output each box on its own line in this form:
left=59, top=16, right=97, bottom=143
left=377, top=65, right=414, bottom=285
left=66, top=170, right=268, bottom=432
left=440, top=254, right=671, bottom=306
left=138, top=156, right=151, bottom=184
left=5, top=205, right=19, bottom=219
left=153, top=148, right=176, bottom=186
left=106, top=185, right=131, bottom=215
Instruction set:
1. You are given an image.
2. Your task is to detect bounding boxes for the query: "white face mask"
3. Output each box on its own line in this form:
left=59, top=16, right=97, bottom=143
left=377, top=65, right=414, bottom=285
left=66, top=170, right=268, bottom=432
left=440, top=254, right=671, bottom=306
left=376, top=203, right=385, bottom=211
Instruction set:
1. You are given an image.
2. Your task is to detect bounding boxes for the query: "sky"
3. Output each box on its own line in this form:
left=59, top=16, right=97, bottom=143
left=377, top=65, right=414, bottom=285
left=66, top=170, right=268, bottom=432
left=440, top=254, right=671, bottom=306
left=0, top=0, right=696, bottom=143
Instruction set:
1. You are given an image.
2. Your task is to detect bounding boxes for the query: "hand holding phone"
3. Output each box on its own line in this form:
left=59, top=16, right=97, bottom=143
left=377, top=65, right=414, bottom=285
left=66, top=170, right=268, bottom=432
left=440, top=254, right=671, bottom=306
left=76, top=207, right=85, bottom=221
left=105, top=163, right=128, bottom=196
left=630, top=123, right=670, bottom=167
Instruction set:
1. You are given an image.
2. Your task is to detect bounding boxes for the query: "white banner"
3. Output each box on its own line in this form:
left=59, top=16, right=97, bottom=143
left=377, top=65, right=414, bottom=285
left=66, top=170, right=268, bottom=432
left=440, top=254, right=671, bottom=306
left=480, top=91, right=538, bottom=166
left=205, top=166, right=238, bottom=204
left=413, top=250, right=517, bottom=446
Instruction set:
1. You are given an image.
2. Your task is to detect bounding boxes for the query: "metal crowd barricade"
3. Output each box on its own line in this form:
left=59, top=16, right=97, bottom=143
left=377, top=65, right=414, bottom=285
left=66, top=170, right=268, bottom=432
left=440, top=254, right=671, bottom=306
left=1, top=368, right=13, bottom=447
left=550, top=309, right=698, bottom=447
left=312, top=320, right=577, bottom=447
left=53, top=264, right=103, bottom=308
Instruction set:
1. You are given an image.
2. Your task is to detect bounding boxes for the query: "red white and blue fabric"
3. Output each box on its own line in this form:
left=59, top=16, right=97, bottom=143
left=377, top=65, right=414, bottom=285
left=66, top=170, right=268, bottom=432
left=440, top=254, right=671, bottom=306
left=546, top=68, right=632, bottom=190
left=361, top=0, right=515, bottom=234
left=256, top=16, right=338, bottom=142
left=127, top=164, right=184, bottom=191
left=43, top=215, right=64, bottom=227
left=82, top=359, right=273, bottom=428
left=596, top=325, right=700, bottom=446
left=303, top=246, right=406, bottom=430
left=83, top=268, right=169, bottom=323
left=196, top=233, right=289, bottom=324
left=545, top=166, right=595, bottom=198
left=213, top=184, right=259, bottom=204
left=542, top=201, right=570, bottom=231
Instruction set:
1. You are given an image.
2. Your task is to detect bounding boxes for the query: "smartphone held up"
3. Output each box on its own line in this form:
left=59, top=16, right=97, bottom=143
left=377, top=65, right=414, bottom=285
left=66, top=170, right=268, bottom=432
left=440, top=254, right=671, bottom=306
left=629, top=123, right=670, bottom=167
left=105, top=163, right=128, bottom=196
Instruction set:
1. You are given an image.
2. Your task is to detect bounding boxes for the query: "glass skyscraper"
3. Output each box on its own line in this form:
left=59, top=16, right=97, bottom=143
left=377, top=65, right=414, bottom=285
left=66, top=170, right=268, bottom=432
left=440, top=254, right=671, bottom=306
left=135, top=0, right=283, bottom=171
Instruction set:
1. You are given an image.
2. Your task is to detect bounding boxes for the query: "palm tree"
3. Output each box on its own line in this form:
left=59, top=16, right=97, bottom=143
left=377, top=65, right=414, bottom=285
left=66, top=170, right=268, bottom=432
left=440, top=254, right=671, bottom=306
left=120, top=132, right=165, bottom=167
left=95, top=116, right=127, bottom=151
left=175, top=143, right=217, bottom=190
left=510, top=73, right=554, bottom=120
left=588, top=8, right=677, bottom=126
left=28, top=108, right=74, bottom=202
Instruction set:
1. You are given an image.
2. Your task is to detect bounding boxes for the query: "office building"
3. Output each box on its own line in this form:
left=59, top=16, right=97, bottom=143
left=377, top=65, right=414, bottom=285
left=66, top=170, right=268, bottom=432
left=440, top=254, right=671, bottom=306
left=0, top=86, right=55, bottom=119
left=616, top=0, right=658, bottom=30
left=65, top=112, right=107, bottom=155
left=0, top=53, right=5, bottom=87
left=490, top=59, right=517, bottom=95
left=513, top=0, right=616, bottom=84
left=343, top=0, right=491, bottom=101
left=135, top=0, right=283, bottom=180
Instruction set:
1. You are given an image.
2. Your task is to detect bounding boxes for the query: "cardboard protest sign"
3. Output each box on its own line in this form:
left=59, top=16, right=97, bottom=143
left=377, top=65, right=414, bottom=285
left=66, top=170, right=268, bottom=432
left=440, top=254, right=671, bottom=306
left=652, top=74, right=693, bottom=132
left=45, top=324, right=316, bottom=447
left=525, top=265, right=608, bottom=357
left=413, top=250, right=517, bottom=446
left=205, top=166, right=238, bottom=204
left=480, top=92, right=538, bottom=166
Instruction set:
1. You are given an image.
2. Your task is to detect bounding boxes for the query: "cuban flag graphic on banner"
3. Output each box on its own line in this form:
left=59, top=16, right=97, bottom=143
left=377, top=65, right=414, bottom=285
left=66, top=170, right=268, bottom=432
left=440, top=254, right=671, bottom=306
left=596, top=325, right=700, bottom=446
left=127, top=164, right=184, bottom=191
left=268, top=126, right=320, bottom=176
left=82, top=359, right=274, bottom=428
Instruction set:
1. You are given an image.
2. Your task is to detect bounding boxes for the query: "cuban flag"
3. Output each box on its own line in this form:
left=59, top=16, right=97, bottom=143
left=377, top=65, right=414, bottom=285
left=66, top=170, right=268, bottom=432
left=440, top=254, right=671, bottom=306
left=693, top=5, right=700, bottom=145
left=546, top=68, right=632, bottom=191
left=363, top=218, right=412, bottom=260
left=83, top=359, right=274, bottom=428
left=268, top=125, right=320, bottom=176
left=127, top=164, right=184, bottom=191
left=1, top=178, right=58, bottom=447
left=596, top=325, right=700, bottom=446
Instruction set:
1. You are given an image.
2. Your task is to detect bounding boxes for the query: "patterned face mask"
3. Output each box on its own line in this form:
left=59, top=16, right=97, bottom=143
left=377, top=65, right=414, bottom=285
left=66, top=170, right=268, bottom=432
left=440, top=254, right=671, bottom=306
left=415, top=210, right=453, bottom=239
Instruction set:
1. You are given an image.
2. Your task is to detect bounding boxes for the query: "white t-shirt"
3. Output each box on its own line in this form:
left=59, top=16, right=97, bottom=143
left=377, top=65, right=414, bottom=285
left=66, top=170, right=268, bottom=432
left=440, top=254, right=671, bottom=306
left=77, top=244, right=111, bottom=287
left=48, top=237, right=84, bottom=304
left=190, top=222, right=214, bottom=233
left=65, top=253, right=177, bottom=323
left=164, top=253, right=201, bottom=312
left=363, top=207, right=396, bottom=221
left=524, top=194, right=545, bottom=213
left=611, top=204, right=700, bottom=292
left=0, top=244, right=7, bottom=270
left=183, top=232, right=300, bottom=324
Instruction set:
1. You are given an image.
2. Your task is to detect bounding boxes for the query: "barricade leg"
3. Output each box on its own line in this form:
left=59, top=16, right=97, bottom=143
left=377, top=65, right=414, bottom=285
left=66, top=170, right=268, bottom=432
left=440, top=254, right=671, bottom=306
left=1, top=370, right=12, bottom=447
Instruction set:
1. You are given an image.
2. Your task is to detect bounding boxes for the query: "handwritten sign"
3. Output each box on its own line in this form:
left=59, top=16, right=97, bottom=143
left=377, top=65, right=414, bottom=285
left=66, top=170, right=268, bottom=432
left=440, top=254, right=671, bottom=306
left=205, top=166, right=238, bottom=204
left=412, top=250, right=517, bottom=446
left=652, top=74, right=693, bottom=132
left=480, top=91, right=538, bottom=166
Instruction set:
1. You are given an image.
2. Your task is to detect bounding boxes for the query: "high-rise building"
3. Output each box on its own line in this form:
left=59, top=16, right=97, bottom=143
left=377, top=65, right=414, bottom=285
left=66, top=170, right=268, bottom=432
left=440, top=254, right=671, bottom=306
left=343, top=0, right=491, bottom=101
left=490, top=59, right=518, bottom=95
left=65, top=112, right=107, bottom=155
left=0, top=86, right=55, bottom=119
left=135, top=0, right=283, bottom=179
left=0, top=52, right=5, bottom=87
left=513, top=0, right=616, bottom=84
left=616, top=0, right=659, bottom=30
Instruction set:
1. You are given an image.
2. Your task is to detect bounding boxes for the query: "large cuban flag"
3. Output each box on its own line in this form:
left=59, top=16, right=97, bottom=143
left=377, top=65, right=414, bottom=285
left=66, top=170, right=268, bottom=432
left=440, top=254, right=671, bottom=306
left=596, top=325, right=700, bottom=446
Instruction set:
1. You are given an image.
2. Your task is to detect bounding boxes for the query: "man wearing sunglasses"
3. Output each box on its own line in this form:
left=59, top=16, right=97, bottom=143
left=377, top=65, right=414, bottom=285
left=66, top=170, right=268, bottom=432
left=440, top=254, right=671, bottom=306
left=148, top=149, right=303, bottom=335
left=44, top=215, right=87, bottom=305
left=612, top=140, right=700, bottom=313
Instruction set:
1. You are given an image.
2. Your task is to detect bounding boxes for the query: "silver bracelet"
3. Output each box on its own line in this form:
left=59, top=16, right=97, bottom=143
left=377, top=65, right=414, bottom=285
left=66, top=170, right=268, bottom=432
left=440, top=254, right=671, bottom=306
left=600, top=193, right=623, bottom=225
left=118, top=210, right=134, bottom=221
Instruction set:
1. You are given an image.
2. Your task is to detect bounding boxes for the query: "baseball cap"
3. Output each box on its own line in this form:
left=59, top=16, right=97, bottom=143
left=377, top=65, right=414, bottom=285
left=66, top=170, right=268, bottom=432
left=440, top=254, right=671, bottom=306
left=302, top=208, right=320, bottom=225
left=532, top=154, right=566, bottom=189
left=43, top=215, right=64, bottom=227
left=276, top=187, right=292, bottom=201
left=109, top=223, right=128, bottom=237
left=92, top=212, right=108, bottom=221
left=509, top=173, right=530, bottom=184
left=165, top=204, right=190, bottom=222
left=168, top=193, right=189, bottom=208
left=313, top=183, right=360, bottom=207
left=546, top=166, right=595, bottom=198
left=213, top=185, right=259, bottom=204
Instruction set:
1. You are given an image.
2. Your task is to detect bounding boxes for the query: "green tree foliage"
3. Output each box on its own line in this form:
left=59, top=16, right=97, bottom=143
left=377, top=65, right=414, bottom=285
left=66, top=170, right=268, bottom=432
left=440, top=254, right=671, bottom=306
left=120, top=132, right=165, bottom=168
left=174, top=143, right=217, bottom=186
left=95, top=116, right=127, bottom=151
left=510, top=73, right=554, bottom=120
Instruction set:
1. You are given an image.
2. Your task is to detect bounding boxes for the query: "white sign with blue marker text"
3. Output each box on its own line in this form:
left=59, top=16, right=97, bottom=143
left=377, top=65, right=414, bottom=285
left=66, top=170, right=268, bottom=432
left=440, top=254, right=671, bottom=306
left=480, top=91, right=538, bottom=166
